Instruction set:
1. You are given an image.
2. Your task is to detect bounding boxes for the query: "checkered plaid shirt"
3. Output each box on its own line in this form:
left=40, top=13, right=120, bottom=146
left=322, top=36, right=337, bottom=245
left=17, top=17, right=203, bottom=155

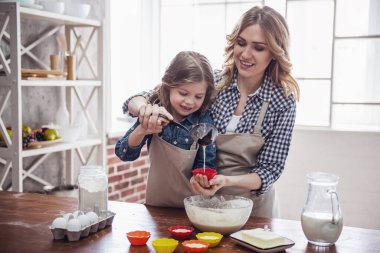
left=211, top=70, right=296, bottom=195
left=122, top=70, right=296, bottom=196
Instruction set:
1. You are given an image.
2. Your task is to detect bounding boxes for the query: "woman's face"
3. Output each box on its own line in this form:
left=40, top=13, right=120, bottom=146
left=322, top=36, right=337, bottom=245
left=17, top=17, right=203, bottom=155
left=233, top=24, right=273, bottom=80
left=169, top=81, right=207, bottom=121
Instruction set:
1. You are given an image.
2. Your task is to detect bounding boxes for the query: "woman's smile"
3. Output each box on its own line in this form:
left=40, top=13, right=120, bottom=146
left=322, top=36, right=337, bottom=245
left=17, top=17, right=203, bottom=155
left=233, top=24, right=272, bottom=83
left=239, top=59, right=255, bottom=69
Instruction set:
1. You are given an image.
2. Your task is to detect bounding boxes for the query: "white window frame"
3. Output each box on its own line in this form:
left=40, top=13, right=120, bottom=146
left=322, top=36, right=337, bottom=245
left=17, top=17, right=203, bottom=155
left=106, top=0, right=380, bottom=136
left=105, top=0, right=161, bottom=137
left=285, top=0, right=380, bottom=132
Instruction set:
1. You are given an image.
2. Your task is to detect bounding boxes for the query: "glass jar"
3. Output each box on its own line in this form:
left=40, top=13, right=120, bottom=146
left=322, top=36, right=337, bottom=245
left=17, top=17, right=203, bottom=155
left=301, top=172, right=343, bottom=246
left=78, top=165, right=108, bottom=215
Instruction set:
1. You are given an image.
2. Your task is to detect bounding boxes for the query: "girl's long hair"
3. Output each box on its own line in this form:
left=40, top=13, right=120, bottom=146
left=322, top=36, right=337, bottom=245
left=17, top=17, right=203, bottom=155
left=149, top=51, right=215, bottom=113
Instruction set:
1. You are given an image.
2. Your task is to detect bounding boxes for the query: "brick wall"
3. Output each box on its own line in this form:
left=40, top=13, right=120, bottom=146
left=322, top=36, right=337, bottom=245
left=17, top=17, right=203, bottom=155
left=106, top=136, right=150, bottom=203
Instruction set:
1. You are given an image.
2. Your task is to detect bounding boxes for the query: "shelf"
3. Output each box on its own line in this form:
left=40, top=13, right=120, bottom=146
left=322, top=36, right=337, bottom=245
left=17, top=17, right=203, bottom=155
left=20, top=7, right=101, bottom=27
left=21, top=80, right=101, bottom=87
left=0, top=1, right=106, bottom=192
left=21, top=137, right=102, bottom=157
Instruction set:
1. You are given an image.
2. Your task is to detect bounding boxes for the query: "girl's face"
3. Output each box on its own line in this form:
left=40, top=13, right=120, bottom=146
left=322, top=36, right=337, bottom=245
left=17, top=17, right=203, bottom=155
left=233, top=24, right=273, bottom=81
left=169, top=81, right=207, bottom=121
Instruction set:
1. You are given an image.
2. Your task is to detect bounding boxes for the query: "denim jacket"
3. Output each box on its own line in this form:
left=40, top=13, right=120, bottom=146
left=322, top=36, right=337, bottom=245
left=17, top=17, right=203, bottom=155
left=115, top=112, right=216, bottom=170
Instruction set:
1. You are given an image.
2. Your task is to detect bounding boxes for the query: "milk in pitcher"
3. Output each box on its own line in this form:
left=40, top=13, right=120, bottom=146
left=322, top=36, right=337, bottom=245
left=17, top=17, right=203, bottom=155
left=301, top=212, right=343, bottom=245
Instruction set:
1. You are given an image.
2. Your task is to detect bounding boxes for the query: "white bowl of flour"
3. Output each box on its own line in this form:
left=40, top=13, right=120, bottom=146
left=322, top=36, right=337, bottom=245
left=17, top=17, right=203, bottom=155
left=184, top=195, right=253, bottom=235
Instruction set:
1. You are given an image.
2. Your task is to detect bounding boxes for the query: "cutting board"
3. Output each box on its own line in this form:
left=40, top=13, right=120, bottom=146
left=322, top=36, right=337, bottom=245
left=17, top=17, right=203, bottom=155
left=21, top=68, right=67, bottom=77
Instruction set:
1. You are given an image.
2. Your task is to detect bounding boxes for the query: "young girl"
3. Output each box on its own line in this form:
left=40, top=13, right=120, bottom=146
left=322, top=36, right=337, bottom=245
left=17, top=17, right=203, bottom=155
left=115, top=51, right=216, bottom=208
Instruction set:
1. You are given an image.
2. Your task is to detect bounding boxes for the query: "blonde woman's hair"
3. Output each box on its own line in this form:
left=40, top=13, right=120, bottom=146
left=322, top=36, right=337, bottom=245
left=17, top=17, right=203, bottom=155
left=221, top=6, right=299, bottom=100
left=149, top=51, right=215, bottom=113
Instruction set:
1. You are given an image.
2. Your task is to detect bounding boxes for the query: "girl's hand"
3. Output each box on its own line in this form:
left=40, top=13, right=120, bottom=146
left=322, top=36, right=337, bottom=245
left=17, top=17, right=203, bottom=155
left=190, top=175, right=225, bottom=196
left=138, top=104, right=173, bottom=129
left=128, top=123, right=163, bottom=148
left=136, top=122, right=162, bottom=135
left=193, top=174, right=210, bottom=188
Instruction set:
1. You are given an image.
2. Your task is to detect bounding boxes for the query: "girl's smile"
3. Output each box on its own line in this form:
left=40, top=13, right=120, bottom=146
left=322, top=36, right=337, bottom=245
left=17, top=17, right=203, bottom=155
left=169, top=81, right=207, bottom=122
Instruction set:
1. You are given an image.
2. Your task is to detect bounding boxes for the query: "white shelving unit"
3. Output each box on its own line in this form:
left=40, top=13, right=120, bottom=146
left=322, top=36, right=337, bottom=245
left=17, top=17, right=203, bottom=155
left=0, top=2, right=106, bottom=192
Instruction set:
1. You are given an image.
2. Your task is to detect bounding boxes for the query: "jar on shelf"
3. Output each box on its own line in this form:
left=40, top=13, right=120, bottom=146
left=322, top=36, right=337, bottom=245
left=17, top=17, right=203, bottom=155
left=78, top=165, right=108, bottom=215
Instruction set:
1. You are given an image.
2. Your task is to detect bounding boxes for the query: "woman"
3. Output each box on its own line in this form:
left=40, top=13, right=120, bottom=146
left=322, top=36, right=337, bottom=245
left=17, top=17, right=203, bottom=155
left=124, top=6, right=299, bottom=218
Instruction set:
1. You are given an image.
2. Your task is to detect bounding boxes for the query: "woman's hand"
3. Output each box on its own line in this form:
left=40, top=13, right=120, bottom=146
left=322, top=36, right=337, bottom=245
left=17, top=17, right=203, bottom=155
left=209, top=175, right=228, bottom=188
left=138, top=104, right=173, bottom=129
left=190, top=173, right=263, bottom=196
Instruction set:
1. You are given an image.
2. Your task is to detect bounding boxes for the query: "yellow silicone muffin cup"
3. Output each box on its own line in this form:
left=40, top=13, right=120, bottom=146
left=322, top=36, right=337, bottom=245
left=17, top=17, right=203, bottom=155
left=196, top=232, right=223, bottom=247
left=152, top=238, right=179, bottom=253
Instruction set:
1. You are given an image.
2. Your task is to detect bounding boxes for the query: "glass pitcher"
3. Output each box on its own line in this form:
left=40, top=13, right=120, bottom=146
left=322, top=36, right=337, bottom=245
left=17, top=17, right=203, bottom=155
left=301, top=172, right=343, bottom=246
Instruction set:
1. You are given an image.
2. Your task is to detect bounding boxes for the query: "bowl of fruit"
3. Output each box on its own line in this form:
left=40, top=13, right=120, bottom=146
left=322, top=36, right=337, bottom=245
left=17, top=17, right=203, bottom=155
left=0, top=125, right=62, bottom=149
left=27, top=127, right=62, bottom=148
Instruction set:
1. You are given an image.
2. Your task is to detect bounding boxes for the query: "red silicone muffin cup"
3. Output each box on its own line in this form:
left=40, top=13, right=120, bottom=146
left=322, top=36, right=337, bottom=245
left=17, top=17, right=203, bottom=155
left=192, top=168, right=217, bottom=180
left=168, top=226, right=194, bottom=240
left=126, top=230, right=151, bottom=246
left=182, top=240, right=209, bottom=253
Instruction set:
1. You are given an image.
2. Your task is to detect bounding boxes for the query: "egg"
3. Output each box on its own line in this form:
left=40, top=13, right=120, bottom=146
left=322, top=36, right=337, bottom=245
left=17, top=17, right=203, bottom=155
left=77, top=214, right=91, bottom=228
left=51, top=217, right=67, bottom=229
left=67, top=218, right=82, bottom=232
left=86, top=211, right=99, bottom=224
left=63, top=213, right=73, bottom=221
left=73, top=210, right=84, bottom=218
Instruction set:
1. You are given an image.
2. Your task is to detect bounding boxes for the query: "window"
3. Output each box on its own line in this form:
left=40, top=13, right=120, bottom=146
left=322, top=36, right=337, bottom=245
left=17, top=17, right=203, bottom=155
left=159, top=0, right=263, bottom=73
left=287, top=0, right=380, bottom=130
left=106, top=0, right=160, bottom=134
left=107, top=0, right=380, bottom=134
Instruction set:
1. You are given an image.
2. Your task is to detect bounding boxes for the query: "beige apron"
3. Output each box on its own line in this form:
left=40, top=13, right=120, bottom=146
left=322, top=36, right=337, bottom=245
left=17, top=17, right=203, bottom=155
left=145, top=134, right=197, bottom=208
left=216, top=101, right=279, bottom=218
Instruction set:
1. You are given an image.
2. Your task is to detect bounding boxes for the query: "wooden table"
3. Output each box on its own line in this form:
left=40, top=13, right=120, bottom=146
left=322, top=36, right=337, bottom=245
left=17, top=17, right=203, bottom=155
left=0, top=191, right=379, bottom=253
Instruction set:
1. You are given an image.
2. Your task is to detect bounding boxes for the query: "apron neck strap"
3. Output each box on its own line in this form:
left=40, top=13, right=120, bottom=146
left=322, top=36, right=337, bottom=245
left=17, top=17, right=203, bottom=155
left=253, top=101, right=269, bottom=134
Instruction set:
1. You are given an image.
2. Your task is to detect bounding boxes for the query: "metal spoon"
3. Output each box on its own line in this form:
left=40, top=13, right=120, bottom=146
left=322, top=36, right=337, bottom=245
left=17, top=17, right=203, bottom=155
left=189, top=123, right=218, bottom=145
left=159, top=115, right=218, bottom=146
left=159, top=114, right=189, bottom=131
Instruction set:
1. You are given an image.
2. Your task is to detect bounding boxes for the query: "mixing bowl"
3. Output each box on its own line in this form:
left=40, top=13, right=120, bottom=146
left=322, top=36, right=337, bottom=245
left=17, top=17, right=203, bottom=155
left=184, top=195, right=253, bottom=235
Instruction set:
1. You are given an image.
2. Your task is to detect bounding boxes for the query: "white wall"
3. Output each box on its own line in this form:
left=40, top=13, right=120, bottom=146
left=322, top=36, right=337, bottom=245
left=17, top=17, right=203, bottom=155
left=276, top=128, right=380, bottom=230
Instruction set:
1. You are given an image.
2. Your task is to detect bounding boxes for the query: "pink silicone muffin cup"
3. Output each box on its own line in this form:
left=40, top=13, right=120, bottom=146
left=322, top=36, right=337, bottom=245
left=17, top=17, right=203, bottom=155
left=168, top=225, right=194, bottom=240
left=192, top=168, right=217, bottom=180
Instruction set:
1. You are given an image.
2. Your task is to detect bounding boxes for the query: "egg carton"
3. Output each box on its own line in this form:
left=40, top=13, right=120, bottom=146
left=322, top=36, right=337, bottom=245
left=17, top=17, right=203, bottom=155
left=50, top=211, right=116, bottom=241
